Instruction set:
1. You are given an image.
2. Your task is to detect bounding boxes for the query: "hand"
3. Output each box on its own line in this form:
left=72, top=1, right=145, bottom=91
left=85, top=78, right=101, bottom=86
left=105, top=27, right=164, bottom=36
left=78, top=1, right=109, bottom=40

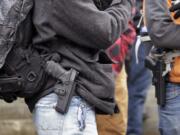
left=170, top=2, right=180, bottom=19
left=93, top=0, right=112, bottom=10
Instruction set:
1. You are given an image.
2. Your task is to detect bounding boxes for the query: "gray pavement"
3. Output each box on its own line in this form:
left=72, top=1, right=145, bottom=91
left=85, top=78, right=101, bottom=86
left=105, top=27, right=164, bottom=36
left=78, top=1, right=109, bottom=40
left=0, top=99, right=36, bottom=135
left=143, top=86, right=159, bottom=135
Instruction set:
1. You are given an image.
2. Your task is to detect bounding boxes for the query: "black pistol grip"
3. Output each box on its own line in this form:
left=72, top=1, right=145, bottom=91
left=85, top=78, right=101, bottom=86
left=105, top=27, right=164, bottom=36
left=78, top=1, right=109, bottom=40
left=145, top=56, right=156, bottom=70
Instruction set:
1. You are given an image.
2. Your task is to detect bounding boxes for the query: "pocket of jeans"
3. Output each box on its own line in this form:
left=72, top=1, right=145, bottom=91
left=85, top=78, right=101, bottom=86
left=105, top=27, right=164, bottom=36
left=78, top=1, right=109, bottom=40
left=33, top=93, right=63, bottom=130
left=166, top=84, right=180, bottom=100
left=35, top=93, right=58, bottom=108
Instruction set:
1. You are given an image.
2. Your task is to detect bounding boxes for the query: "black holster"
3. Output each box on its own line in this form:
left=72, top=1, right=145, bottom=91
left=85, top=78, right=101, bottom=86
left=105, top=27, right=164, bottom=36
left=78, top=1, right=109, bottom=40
left=0, top=47, right=47, bottom=101
left=145, top=56, right=166, bottom=107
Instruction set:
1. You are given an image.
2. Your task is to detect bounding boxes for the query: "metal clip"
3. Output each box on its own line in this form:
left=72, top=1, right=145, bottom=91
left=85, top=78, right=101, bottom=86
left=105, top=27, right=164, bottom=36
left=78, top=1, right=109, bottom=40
left=77, top=104, right=86, bottom=131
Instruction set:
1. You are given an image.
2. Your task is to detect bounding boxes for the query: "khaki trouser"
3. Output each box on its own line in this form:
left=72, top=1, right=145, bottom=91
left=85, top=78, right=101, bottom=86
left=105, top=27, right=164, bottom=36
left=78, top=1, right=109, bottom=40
left=96, top=66, right=128, bottom=135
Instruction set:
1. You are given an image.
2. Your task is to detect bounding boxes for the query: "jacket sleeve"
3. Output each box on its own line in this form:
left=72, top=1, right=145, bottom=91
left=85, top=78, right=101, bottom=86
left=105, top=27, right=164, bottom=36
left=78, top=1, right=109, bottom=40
left=144, top=0, right=180, bottom=49
left=51, top=0, right=132, bottom=49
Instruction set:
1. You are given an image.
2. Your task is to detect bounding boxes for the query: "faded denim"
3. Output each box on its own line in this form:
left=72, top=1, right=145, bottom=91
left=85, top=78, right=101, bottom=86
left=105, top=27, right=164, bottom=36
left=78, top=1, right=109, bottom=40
left=159, top=83, right=180, bottom=135
left=126, top=40, right=152, bottom=135
left=33, top=93, right=98, bottom=135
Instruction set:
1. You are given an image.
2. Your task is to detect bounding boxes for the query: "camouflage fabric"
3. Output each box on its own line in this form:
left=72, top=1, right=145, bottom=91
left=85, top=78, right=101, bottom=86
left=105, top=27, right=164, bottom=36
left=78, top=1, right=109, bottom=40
left=0, top=0, right=33, bottom=69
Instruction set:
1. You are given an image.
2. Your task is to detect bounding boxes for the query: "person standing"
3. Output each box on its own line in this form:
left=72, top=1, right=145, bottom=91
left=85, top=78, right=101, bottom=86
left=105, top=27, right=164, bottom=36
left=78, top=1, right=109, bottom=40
left=126, top=0, right=152, bottom=135
left=144, top=0, right=180, bottom=134
left=29, top=0, right=132, bottom=135
left=97, top=21, right=136, bottom=135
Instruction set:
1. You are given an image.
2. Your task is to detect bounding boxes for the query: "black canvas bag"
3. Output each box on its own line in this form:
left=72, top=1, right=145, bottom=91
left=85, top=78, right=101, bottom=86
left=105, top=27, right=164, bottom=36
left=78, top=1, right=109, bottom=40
left=0, top=0, right=46, bottom=102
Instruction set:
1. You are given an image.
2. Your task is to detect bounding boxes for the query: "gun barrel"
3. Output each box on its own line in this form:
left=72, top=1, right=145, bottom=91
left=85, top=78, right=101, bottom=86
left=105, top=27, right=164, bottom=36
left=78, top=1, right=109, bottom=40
left=145, top=56, right=166, bottom=107
left=154, top=60, right=166, bottom=107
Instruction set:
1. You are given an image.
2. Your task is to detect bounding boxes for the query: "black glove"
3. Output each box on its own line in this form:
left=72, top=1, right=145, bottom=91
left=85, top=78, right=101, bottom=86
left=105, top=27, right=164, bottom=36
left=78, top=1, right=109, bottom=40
left=93, top=0, right=113, bottom=10
left=170, top=2, right=180, bottom=19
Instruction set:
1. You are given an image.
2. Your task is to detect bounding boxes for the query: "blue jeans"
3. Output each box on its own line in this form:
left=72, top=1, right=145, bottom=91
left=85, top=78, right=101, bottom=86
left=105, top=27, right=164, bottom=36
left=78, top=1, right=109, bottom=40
left=126, top=41, right=152, bottom=135
left=159, top=83, right=180, bottom=135
left=33, top=93, right=98, bottom=135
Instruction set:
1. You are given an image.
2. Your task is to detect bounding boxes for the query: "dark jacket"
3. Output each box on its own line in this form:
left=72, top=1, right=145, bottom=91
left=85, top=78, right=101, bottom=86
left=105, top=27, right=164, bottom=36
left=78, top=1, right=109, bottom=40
left=144, top=0, right=180, bottom=49
left=0, top=0, right=132, bottom=114
left=144, top=0, right=180, bottom=83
